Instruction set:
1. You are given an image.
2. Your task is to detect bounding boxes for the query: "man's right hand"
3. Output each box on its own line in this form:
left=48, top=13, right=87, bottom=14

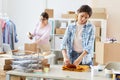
left=64, top=57, right=71, bottom=65
left=62, top=49, right=71, bottom=65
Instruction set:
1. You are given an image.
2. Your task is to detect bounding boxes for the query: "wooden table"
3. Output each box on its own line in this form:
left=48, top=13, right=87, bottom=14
left=6, top=65, right=112, bottom=80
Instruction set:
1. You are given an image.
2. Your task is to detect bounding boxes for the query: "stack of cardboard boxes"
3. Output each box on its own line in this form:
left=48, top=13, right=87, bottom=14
left=91, top=8, right=108, bottom=65
left=61, top=11, right=77, bottom=19
left=91, top=8, right=107, bottom=41
left=91, top=8, right=108, bottom=19
left=45, top=9, right=54, bottom=18
left=91, top=8, right=120, bottom=65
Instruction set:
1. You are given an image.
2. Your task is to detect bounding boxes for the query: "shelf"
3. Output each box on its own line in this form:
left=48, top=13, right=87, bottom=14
left=54, top=34, right=64, bottom=36
left=89, top=18, right=107, bottom=21
left=53, top=49, right=61, bottom=51
left=50, top=34, right=64, bottom=37
left=49, top=18, right=107, bottom=56
left=49, top=18, right=75, bottom=21
left=50, top=49, right=61, bottom=51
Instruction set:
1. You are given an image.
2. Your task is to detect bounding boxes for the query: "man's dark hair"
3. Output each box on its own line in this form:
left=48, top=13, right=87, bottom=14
left=77, top=5, right=92, bottom=17
left=41, top=12, right=49, bottom=20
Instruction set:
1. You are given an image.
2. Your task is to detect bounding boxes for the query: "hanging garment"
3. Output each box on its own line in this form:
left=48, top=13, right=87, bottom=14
left=3, top=19, right=18, bottom=50
left=0, top=19, right=4, bottom=52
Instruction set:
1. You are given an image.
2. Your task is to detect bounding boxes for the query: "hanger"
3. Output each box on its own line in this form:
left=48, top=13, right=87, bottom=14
left=0, top=12, right=3, bottom=19
left=3, top=13, right=9, bottom=20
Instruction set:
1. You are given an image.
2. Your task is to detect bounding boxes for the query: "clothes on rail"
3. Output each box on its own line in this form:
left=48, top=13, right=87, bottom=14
left=0, top=22, right=3, bottom=52
left=0, top=18, right=18, bottom=50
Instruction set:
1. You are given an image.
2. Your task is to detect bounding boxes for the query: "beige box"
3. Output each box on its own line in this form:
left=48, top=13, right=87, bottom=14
left=45, top=9, right=54, bottom=18
left=95, top=37, right=101, bottom=42
left=95, top=27, right=101, bottom=37
left=94, top=37, right=101, bottom=53
left=0, top=70, right=25, bottom=80
left=92, top=8, right=106, bottom=13
left=24, top=43, right=37, bottom=54
left=67, top=11, right=75, bottom=14
left=91, top=13, right=107, bottom=19
left=55, top=28, right=66, bottom=34
left=10, top=75, right=21, bottom=80
left=61, top=14, right=77, bottom=19
left=11, top=76, right=25, bottom=80
left=95, top=42, right=120, bottom=64
left=0, top=70, right=6, bottom=80
left=91, top=21, right=101, bottom=27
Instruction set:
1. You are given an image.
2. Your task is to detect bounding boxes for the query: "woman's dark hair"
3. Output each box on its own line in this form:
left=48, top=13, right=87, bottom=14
left=41, top=12, right=49, bottom=20
left=77, top=5, right=92, bottom=17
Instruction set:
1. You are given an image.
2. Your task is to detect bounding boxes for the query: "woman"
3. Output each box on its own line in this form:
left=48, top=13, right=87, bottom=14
left=61, top=5, right=95, bottom=66
left=28, top=12, right=51, bottom=56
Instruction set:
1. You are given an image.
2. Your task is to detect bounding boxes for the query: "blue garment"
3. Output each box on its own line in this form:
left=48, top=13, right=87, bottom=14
left=61, top=21, right=95, bottom=64
left=0, top=24, right=3, bottom=51
left=3, top=19, right=18, bottom=50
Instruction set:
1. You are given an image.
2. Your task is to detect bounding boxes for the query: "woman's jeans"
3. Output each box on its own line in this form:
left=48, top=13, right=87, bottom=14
left=69, top=50, right=93, bottom=66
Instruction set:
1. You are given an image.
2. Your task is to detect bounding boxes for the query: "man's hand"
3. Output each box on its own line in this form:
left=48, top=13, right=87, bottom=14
left=62, top=49, right=71, bottom=65
left=73, top=57, right=82, bottom=66
left=73, top=50, right=87, bottom=66
left=64, top=57, right=71, bottom=65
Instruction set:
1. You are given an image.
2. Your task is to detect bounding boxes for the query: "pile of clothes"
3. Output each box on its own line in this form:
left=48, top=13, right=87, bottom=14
left=12, top=53, right=44, bottom=72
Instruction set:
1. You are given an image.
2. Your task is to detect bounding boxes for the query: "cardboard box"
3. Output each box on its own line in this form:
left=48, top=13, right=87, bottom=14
left=0, top=70, right=24, bottom=80
left=92, top=8, right=106, bottom=13
left=91, top=13, right=107, bottom=19
left=0, top=74, right=25, bottom=80
left=95, top=37, right=101, bottom=42
left=0, top=70, right=6, bottom=80
left=94, top=37, right=101, bottom=52
left=0, top=58, right=13, bottom=70
left=55, top=28, right=66, bottom=34
left=45, top=9, right=54, bottom=18
left=61, top=14, right=77, bottom=19
left=10, top=75, right=21, bottom=80
left=24, top=43, right=37, bottom=54
left=95, top=42, right=120, bottom=64
left=67, top=11, right=75, bottom=14
left=91, top=21, right=101, bottom=27
left=95, top=27, right=101, bottom=37
left=93, top=54, right=98, bottom=65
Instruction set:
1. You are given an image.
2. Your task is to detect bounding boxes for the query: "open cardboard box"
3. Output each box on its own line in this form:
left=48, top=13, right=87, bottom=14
left=24, top=43, right=38, bottom=54
left=55, top=28, right=66, bottom=34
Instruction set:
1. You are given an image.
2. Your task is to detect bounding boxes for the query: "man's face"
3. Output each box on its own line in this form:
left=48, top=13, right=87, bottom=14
left=77, top=12, right=89, bottom=24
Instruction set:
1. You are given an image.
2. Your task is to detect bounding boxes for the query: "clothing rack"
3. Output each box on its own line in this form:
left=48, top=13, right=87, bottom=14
left=0, top=13, right=18, bottom=53
left=0, top=13, right=3, bottom=52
